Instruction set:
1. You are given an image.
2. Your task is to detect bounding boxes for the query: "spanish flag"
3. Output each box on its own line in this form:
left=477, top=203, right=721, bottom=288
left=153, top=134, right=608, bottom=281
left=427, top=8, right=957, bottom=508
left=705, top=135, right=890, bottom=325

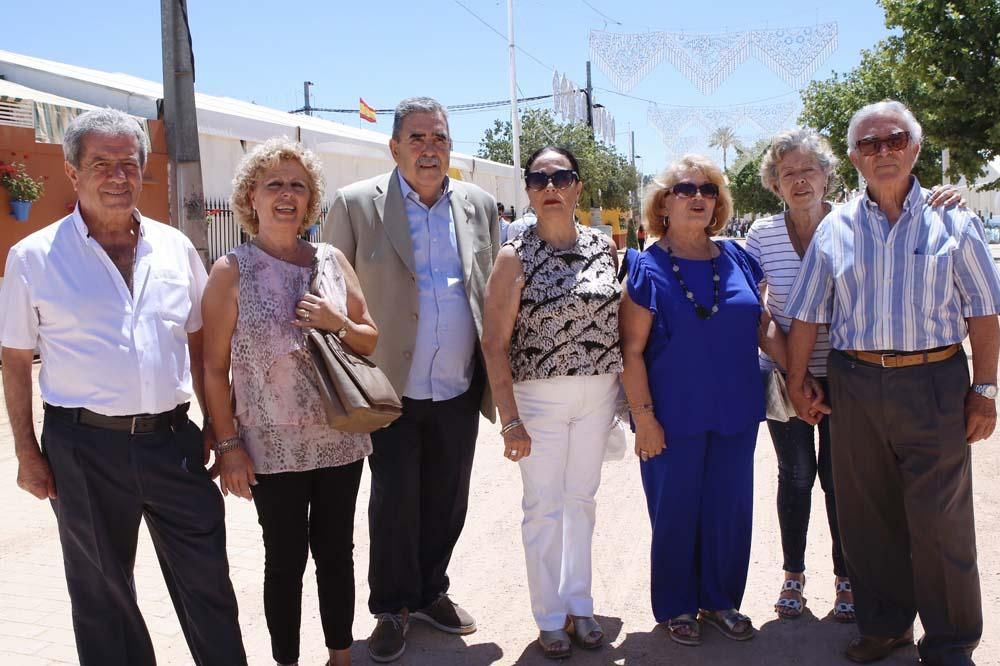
left=359, top=98, right=377, bottom=124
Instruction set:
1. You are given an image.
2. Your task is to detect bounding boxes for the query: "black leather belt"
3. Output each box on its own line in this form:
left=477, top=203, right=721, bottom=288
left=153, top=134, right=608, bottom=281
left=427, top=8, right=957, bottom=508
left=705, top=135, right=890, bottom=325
left=44, top=402, right=189, bottom=434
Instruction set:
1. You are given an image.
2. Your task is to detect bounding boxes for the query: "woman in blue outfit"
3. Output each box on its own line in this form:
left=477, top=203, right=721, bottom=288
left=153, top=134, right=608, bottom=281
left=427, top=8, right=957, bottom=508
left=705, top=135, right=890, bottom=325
left=620, top=154, right=766, bottom=647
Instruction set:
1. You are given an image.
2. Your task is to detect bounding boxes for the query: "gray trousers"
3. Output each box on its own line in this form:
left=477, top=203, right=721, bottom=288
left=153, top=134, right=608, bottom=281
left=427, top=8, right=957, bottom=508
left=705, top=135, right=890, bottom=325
left=42, top=410, right=247, bottom=666
left=827, top=349, right=981, bottom=666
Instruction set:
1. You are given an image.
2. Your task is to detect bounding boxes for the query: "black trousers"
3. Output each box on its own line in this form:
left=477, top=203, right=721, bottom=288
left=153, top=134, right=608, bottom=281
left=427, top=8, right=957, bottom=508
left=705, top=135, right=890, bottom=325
left=828, top=350, right=981, bottom=666
left=367, top=373, right=483, bottom=615
left=765, top=375, right=847, bottom=577
left=41, top=411, right=246, bottom=666
left=252, top=460, right=364, bottom=663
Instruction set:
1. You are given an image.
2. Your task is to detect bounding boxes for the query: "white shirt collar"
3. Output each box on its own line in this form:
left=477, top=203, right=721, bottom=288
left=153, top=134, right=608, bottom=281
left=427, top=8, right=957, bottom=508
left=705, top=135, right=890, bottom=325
left=70, top=202, right=146, bottom=239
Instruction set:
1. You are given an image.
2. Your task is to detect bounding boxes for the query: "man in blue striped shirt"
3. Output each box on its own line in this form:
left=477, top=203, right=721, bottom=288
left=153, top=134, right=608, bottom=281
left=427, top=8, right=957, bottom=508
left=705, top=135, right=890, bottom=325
left=785, top=101, right=1000, bottom=666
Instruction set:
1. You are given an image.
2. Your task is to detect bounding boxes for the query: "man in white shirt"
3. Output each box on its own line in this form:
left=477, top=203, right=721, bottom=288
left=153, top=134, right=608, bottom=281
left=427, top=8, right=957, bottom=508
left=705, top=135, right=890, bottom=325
left=0, top=109, right=246, bottom=665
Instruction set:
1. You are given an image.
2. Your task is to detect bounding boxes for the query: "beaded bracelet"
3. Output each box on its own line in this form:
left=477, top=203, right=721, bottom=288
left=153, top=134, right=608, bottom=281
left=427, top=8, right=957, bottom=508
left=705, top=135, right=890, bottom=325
left=213, top=437, right=243, bottom=455
left=629, top=403, right=655, bottom=416
left=500, top=418, right=523, bottom=435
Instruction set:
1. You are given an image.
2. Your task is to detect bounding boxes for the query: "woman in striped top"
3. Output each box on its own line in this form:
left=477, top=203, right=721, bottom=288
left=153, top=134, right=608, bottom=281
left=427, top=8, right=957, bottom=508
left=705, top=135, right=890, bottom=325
left=747, top=129, right=962, bottom=624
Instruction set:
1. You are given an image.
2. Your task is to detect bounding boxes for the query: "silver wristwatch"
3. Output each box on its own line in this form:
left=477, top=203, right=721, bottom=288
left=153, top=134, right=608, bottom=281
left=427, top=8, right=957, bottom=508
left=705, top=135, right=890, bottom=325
left=972, top=383, right=999, bottom=400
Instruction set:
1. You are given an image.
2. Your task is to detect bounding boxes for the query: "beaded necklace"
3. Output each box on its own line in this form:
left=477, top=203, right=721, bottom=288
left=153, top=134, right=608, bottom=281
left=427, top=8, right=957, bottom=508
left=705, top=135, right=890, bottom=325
left=665, top=243, right=721, bottom=320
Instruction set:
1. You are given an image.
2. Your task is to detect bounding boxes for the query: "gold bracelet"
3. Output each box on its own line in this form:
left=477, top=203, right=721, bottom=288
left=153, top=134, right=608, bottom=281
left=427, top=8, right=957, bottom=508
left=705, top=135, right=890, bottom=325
left=213, top=437, right=243, bottom=455
left=629, top=403, right=655, bottom=415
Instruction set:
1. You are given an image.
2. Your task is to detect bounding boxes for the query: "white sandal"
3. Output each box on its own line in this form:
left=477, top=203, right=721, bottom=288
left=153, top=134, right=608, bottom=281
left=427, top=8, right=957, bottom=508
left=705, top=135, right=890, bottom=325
left=774, top=577, right=805, bottom=618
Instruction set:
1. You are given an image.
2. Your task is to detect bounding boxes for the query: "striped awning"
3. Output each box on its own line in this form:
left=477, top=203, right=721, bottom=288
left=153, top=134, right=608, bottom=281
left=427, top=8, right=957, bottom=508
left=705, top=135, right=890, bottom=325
left=0, top=79, right=148, bottom=146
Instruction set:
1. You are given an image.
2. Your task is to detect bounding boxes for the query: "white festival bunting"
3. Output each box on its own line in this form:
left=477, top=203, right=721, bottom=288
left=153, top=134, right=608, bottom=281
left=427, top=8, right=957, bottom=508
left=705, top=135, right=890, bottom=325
left=590, top=23, right=838, bottom=93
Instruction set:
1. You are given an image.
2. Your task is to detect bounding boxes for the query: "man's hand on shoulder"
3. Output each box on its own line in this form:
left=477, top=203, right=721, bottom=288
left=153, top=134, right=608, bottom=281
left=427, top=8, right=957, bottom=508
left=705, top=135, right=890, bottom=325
left=17, top=448, right=56, bottom=500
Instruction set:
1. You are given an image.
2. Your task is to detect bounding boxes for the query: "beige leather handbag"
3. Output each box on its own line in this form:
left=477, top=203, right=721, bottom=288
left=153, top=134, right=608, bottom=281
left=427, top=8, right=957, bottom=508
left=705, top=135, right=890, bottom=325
left=306, top=244, right=402, bottom=433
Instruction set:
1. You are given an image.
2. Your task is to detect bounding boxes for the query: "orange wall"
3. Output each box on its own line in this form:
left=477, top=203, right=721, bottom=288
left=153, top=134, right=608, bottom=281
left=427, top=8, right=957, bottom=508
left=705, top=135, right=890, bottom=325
left=0, top=121, right=169, bottom=277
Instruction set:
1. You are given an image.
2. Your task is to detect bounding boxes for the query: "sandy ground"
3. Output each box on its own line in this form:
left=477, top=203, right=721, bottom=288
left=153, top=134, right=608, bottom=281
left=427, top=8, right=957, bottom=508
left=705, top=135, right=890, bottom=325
left=0, top=361, right=998, bottom=666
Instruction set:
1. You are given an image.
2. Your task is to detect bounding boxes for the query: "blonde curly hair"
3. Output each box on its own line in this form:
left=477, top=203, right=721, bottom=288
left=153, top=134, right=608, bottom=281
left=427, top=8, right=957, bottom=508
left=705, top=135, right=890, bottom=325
left=643, top=154, right=732, bottom=238
left=230, top=138, right=325, bottom=235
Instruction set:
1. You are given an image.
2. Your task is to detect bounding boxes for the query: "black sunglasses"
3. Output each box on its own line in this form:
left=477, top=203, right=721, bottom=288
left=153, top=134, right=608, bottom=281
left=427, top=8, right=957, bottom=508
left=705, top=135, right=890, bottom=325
left=525, top=169, right=579, bottom=191
left=669, top=182, right=720, bottom=199
left=855, top=131, right=911, bottom=157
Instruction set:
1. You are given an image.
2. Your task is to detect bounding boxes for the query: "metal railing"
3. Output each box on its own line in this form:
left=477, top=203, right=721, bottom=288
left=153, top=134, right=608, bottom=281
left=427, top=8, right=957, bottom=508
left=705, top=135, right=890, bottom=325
left=204, top=197, right=329, bottom=261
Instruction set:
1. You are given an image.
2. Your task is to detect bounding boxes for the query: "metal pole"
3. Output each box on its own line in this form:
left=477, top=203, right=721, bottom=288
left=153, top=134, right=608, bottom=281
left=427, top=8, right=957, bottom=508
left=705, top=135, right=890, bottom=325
left=303, top=81, right=314, bottom=117
left=507, top=0, right=522, bottom=216
left=585, top=61, right=594, bottom=132
left=161, top=0, right=209, bottom=267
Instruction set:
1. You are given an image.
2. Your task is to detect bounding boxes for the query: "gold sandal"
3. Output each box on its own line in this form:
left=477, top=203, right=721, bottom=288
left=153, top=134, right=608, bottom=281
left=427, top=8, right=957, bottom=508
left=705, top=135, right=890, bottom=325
left=566, top=615, right=603, bottom=649
left=538, top=628, right=571, bottom=660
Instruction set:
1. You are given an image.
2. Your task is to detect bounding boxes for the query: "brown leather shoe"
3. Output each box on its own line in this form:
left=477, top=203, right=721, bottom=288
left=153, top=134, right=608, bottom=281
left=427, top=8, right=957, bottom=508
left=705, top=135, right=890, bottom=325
left=411, top=594, right=476, bottom=635
left=368, top=610, right=408, bottom=663
left=845, top=628, right=914, bottom=663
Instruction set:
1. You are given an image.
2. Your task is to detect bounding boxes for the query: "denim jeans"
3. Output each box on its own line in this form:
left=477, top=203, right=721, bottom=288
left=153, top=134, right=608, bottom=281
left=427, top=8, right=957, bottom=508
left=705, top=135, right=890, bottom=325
left=764, top=373, right=846, bottom=576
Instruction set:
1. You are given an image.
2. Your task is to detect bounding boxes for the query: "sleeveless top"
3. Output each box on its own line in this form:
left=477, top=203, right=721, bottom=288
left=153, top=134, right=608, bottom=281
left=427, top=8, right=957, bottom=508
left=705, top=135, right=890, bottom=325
left=229, top=243, right=371, bottom=474
left=507, top=224, right=623, bottom=383
left=626, top=242, right=765, bottom=438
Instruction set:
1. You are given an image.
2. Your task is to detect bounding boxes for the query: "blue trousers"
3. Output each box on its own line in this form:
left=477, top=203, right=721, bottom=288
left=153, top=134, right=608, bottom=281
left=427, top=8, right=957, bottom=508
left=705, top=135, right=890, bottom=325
left=641, top=426, right=757, bottom=622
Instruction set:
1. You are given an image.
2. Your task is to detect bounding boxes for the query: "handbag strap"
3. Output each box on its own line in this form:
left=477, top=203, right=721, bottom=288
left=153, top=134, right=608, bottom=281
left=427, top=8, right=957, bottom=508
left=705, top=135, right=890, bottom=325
left=309, top=243, right=332, bottom=297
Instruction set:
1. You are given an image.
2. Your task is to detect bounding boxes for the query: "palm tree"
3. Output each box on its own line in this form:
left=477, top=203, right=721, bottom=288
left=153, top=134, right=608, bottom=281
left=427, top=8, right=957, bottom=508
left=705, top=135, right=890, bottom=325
left=709, top=126, right=740, bottom=170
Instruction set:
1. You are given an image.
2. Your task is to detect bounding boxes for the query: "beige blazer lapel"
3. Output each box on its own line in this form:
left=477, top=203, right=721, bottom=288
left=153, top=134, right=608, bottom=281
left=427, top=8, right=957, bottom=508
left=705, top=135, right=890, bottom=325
left=450, top=187, right=477, bottom=289
left=374, top=170, right=416, bottom=276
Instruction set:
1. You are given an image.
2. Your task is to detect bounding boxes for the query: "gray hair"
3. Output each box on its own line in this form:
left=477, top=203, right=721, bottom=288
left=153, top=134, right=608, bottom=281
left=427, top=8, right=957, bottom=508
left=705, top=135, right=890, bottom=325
left=760, top=128, right=839, bottom=194
left=391, top=96, right=451, bottom=143
left=63, top=108, right=149, bottom=168
left=847, top=100, right=923, bottom=154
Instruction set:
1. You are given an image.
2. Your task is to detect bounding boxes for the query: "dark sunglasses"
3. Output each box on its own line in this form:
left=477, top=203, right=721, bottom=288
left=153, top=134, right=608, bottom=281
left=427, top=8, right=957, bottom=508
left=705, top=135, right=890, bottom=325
left=525, top=169, right=579, bottom=191
left=855, top=131, right=911, bottom=157
left=669, top=181, right=720, bottom=199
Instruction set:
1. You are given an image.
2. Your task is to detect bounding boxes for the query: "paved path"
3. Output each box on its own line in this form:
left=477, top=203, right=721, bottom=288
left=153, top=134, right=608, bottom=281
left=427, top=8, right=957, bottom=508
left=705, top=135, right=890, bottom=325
left=1, top=363, right=998, bottom=665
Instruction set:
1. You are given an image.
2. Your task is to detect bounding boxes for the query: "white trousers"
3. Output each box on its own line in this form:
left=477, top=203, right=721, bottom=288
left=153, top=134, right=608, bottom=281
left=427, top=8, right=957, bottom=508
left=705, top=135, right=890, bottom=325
left=513, top=373, right=619, bottom=631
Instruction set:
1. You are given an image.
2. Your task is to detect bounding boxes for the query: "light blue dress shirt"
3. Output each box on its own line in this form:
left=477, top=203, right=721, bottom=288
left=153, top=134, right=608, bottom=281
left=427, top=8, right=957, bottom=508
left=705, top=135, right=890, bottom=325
left=397, top=172, right=477, bottom=400
left=785, top=177, right=1000, bottom=351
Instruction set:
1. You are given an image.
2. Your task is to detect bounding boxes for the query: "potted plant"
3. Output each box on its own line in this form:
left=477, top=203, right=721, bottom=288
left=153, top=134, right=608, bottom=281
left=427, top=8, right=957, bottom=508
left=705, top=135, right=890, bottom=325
left=1, top=161, right=45, bottom=222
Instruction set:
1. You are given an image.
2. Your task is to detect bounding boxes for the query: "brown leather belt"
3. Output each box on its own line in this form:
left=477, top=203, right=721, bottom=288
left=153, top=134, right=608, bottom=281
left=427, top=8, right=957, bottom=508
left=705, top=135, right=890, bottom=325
left=44, top=402, right=189, bottom=434
left=843, top=344, right=960, bottom=369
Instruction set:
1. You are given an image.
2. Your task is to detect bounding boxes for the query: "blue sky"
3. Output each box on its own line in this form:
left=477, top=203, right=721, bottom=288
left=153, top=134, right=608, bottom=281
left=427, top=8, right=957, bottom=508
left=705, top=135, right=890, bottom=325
left=3, top=0, right=893, bottom=178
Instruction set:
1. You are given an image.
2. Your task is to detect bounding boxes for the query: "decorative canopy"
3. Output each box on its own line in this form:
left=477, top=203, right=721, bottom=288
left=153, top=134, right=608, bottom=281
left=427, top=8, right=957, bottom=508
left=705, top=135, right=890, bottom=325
left=590, top=23, right=838, bottom=94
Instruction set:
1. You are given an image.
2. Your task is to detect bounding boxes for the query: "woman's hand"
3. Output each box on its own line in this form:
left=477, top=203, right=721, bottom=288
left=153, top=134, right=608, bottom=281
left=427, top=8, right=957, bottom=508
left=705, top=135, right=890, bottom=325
left=503, top=424, right=532, bottom=462
left=927, top=184, right=965, bottom=208
left=215, top=448, right=257, bottom=500
left=292, top=293, right=345, bottom=332
left=634, top=414, right=666, bottom=461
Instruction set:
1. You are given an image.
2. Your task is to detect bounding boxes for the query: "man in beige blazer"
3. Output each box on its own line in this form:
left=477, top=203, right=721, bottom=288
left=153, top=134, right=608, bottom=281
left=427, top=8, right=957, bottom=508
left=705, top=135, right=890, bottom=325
left=324, top=97, right=498, bottom=663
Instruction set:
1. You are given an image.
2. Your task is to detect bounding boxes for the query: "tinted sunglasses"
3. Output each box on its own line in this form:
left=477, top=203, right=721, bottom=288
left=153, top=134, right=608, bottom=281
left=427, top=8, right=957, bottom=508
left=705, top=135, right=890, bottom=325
left=525, top=169, right=579, bottom=191
left=855, top=131, right=911, bottom=157
left=669, top=182, right=720, bottom=199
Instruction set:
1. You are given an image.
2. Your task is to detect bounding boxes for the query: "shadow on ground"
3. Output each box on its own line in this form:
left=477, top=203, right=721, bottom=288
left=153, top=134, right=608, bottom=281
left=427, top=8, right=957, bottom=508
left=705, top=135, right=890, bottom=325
left=616, top=613, right=920, bottom=666
left=352, top=623, right=504, bottom=665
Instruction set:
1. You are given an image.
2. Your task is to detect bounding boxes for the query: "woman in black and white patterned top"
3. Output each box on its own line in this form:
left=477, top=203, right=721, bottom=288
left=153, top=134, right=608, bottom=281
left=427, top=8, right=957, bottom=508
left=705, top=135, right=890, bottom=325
left=482, top=146, right=622, bottom=659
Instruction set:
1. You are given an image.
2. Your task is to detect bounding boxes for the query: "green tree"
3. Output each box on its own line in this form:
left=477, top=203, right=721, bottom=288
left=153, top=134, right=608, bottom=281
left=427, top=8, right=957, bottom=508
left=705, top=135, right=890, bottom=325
left=709, top=126, right=740, bottom=170
left=799, top=42, right=944, bottom=189
left=727, top=140, right=782, bottom=216
left=879, top=0, right=1000, bottom=189
left=478, top=109, right=638, bottom=210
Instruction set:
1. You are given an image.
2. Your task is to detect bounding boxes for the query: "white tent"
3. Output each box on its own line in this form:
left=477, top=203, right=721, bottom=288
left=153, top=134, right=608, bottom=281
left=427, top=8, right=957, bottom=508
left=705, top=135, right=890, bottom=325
left=0, top=49, right=518, bottom=204
left=955, top=157, right=1000, bottom=221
